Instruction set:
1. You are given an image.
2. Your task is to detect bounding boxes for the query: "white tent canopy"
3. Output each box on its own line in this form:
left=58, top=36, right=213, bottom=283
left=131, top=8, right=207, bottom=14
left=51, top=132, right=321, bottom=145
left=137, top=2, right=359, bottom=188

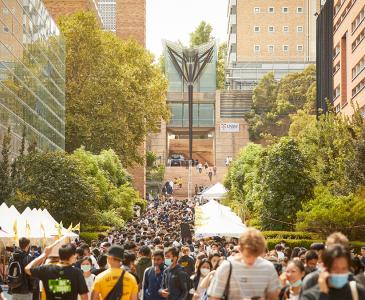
left=195, top=200, right=247, bottom=238
left=201, top=183, right=228, bottom=200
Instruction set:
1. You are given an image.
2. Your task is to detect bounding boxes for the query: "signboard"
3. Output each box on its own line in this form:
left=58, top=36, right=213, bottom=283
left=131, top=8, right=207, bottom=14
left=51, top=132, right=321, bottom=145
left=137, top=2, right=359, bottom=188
left=220, top=123, right=240, bottom=132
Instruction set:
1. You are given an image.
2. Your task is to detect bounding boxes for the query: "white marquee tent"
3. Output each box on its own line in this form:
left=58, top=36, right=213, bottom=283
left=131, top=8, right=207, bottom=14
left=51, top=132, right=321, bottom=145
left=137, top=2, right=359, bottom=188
left=194, top=200, right=247, bottom=238
left=201, top=183, right=228, bottom=200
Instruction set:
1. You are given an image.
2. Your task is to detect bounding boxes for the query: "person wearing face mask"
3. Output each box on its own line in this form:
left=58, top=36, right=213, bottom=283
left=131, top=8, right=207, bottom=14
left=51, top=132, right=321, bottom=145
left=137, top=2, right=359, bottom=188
left=79, top=257, right=95, bottom=299
left=279, top=260, right=305, bottom=300
left=192, top=259, right=212, bottom=300
left=159, top=247, right=188, bottom=300
left=301, top=245, right=365, bottom=300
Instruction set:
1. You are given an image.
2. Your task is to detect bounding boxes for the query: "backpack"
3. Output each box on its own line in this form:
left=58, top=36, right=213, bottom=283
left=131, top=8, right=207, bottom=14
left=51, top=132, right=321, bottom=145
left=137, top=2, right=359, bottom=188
left=7, top=255, right=25, bottom=289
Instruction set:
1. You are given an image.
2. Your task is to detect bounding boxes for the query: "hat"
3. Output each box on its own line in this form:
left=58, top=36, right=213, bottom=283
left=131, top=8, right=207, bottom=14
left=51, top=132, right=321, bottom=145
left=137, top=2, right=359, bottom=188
left=310, top=243, right=325, bottom=251
left=107, top=245, right=124, bottom=260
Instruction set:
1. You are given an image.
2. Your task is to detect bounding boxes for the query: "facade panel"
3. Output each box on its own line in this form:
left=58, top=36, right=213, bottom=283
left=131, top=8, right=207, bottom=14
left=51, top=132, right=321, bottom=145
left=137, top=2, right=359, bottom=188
left=0, top=0, right=65, bottom=153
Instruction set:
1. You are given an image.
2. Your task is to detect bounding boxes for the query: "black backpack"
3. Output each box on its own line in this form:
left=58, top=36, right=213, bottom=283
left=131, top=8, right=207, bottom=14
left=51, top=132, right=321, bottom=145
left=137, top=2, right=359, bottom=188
left=7, top=255, right=25, bottom=289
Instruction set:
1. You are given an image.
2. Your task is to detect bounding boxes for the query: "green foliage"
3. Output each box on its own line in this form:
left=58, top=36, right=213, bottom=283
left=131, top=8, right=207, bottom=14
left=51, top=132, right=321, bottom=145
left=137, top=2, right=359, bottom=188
left=147, top=165, right=166, bottom=183
left=266, top=239, right=323, bottom=250
left=296, top=186, right=365, bottom=240
left=0, top=127, right=11, bottom=202
left=59, top=12, right=169, bottom=166
left=245, top=66, right=316, bottom=142
left=217, top=43, right=227, bottom=90
left=263, top=231, right=316, bottom=240
left=146, top=151, right=157, bottom=168
left=190, top=21, right=213, bottom=47
left=10, top=152, right=98, bottom=225
left=79, top=232, right=104, bottom=243
left=252, top=138, right=314, bottom=230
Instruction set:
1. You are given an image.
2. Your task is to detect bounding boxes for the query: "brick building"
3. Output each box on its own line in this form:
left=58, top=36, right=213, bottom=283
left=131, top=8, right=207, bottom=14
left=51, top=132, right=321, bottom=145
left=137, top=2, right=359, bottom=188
left=317, top=0, right=365, bottom=117
left=227, top=0, right=320, bottom=91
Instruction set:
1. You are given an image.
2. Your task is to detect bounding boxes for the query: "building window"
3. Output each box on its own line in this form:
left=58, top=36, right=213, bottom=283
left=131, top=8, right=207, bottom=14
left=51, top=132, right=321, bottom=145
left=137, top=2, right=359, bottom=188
left=297, top=26, right=304, bottom=32
left=352, top=27, right=365, bottom=52
left=352, top=55, right=365, bottom=80
left=254, top=7, right=260, bottom=13
left=297, top=7, right=304, bottom=13
left=282, top=7, right=288, bottom=13
left=333, top=43, right=340, bottom=58
left=268, top=7, right=274, bottom=13
left=297, top=44, right=303, bottom=51
left=333, top=62, right=340, bottom=74
left=268, top=45, right=274, bottom=53
left=254, top=26, right=260, bottom=32
left=254, top=45, right=261, bottom=52
left=334, top=86, right=341, bottom=99
left=268, top=26, right=275, bottom=32
left=283, top=45, right=289, bottom=52
left=352, top=5, right=365, bottom=33
left=283, top=26, right=289, bottom=32
left=3, top=26, right=9, bottom=33
left=352, top=78, right=365, bottom=98
left=335, top=104, right=341, bottom=113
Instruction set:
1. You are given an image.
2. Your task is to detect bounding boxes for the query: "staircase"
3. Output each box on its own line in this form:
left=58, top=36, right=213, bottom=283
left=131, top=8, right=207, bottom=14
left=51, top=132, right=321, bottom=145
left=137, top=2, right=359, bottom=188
left=220, top=91, right=253, bottom=118
left=164, top=165, right=227, bottom=199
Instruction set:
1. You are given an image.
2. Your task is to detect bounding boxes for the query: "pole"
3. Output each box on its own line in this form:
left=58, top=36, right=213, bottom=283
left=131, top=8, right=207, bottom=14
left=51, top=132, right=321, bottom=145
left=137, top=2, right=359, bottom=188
left=188, top=84, right=193, bottom=162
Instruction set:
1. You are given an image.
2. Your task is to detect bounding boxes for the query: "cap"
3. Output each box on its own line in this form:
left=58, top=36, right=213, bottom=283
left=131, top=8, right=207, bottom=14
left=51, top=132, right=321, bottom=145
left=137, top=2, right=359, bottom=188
left=107, top=245, right=124, bottom=260
left=310, top=243, right=325, bottom=251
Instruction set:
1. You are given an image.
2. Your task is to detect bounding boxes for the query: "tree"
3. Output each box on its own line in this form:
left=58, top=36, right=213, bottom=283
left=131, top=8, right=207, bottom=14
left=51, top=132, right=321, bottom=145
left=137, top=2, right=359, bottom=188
left=216, top=43, right=227, bottom=90
left=190, top=21, right=213, bottom=47
left=251, top=138, right=314, bottom=230
left=11, top=152, right=98, bottom=225
left=59, top=12, right=169, bottom=166
left=296, top=186, right=365, bottom=240
left=245, top=66, right=316, bottom=142
left=290, top=109, right=365, bottom=196
left=0, top=127, right=12, bottom=202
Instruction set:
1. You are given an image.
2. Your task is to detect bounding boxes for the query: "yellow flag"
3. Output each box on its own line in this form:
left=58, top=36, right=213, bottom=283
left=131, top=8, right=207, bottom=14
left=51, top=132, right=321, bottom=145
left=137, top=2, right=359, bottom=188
left=72, top=223, right=80, bottom=231
left=25, top=220, right=31, bottom=239
left=40, top=223, right=46, bottom=248
left=67, top=223, right=73, bottom=231
left=13, top=220, right=18, bottom=243
left=55, top=222, right=62, bottom=238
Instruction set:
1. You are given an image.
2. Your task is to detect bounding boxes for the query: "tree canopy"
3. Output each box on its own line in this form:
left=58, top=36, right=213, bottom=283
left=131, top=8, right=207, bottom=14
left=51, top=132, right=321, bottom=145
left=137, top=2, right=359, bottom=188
left=190, top=21, right=213, bottom=47
left=59, top=12, right=169, bottom=166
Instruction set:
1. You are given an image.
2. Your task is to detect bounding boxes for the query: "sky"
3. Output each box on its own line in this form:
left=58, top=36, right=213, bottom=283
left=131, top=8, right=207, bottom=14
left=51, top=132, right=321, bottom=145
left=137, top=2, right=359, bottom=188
left=146, top=0, right=228, bottom=58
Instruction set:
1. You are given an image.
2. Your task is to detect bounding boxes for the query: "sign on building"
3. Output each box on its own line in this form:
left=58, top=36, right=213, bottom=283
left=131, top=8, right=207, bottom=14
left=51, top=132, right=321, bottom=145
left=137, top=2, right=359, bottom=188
left=220, top=123, right=240, bottom=132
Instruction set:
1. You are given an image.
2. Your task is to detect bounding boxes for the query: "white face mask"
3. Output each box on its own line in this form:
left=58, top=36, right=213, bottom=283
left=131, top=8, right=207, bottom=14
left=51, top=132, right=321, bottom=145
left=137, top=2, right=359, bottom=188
left=200, top=268, right=210, bottom=276
left=81, top=265, right=91, bottom=273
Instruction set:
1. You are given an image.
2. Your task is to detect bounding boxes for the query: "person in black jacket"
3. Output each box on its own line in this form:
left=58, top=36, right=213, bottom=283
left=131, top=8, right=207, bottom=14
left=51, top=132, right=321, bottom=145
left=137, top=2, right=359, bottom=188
left=159, top=247, right=188, bottom=300
left=9, top=237, right=34, bottom=300
left=301, top=245, right=365, bottom=300
left=178, top=247, right=195, bottom=276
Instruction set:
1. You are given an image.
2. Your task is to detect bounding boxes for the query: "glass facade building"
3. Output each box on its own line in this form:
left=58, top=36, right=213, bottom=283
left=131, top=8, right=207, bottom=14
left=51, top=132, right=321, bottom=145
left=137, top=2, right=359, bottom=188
left=164, top=41, right=217, bottom=128
left=0, top=0, right=65, bottom=153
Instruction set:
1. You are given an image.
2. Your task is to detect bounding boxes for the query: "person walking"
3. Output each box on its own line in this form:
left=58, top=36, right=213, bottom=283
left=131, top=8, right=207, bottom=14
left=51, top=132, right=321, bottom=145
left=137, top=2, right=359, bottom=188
left=178, top=177, right=183, bottom=189
left=25, top=243, right=89, bottom=300
left=142, top=250, right=166, bottom=300
left=197, top=163, right=203, bottom=174
left=136, top=246, right=152, bottom=290
left=91, top=245, right=138, bottom=300
left=79, top=257, right=96, bottom=299
left=8, top=237, right=34, bottom=300
left=208, top=169, right=213, bottom=183
left=159, top=247, right=188, bottom=300
left=213, top=165, right=217, bottom=176
left=207, top=228, right=280, bottom=300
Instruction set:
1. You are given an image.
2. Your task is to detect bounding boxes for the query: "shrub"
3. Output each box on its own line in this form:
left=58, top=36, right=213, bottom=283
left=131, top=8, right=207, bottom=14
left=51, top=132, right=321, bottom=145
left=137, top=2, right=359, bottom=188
left=79, top=232, right=105, bottom=243
left=266, top=239, right=323, bottom=250
left=81, top=225, right=111, bottom=232
left=263, top=231, right=317, bottom=240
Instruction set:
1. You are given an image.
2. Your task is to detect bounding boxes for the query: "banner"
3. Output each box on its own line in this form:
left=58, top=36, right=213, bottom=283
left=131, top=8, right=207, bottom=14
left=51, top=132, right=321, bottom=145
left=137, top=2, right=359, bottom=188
left=220, top=123, right=240, bottom=132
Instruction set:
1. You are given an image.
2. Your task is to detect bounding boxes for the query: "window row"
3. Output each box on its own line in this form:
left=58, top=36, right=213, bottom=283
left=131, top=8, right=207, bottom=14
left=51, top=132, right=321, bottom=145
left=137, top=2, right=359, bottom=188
left=352, top=27, right=365, bottom=52
left=254, top=45, right=304, bottom=53
left=352, top=77, right=365, bottom=98
left=254, top=7, right=303, bottom=14
left=351, top=4, right=364, bottom=33
left=334, top=0, right=345, bottom=16
left=254, top=25, right=303, bottom=33
left=333, top=62, right=340, bottom=75
left=334, top=0, right=356, bottom=33
left=352, top=55, right=365, bottom=80
left=334, top=86, right=341, bottom=99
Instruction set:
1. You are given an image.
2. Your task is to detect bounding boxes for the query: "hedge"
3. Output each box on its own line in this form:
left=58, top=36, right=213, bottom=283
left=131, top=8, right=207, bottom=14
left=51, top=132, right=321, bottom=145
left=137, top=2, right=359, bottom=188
left=81, top=225, right=111, bottom=232
left=263, top=231, right=317, bottom=240
left=79, top=232, right=107, bottom=243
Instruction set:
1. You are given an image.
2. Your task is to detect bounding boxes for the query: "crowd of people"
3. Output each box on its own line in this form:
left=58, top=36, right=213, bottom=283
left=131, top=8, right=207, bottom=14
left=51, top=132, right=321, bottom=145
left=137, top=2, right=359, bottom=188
left=2, top=195, right=365, bottom=300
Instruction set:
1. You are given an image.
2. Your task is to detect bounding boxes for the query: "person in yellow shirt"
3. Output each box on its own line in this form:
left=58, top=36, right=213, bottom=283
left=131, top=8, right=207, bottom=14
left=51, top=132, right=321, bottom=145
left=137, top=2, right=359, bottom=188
left=91, top=245, right=138, bottom=300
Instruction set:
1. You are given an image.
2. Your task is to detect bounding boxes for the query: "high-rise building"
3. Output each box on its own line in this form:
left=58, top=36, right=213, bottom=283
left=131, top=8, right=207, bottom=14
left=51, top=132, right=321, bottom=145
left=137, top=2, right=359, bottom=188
left=0, top=0, right=65, bottom=154
left=227, top=0, right=320, bottom=91
left=317, top=0, right=365, bottom=117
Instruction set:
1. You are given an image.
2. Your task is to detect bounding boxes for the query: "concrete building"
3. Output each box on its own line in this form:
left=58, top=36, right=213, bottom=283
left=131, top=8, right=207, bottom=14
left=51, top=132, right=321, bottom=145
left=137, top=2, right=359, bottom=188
left=227, top=0, right=320, bottom=91
left=0, top=0, right=65, bottom=154
left=147, top=41, right=251, bottom=169
left=317, top=0, right=365, bottom=117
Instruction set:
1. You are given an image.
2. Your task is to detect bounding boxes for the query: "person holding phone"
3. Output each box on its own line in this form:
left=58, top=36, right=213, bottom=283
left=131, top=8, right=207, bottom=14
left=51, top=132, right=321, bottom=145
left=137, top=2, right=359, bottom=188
left=142, top=250, right=165, bottom=300
left=301, top=245, right=365, bottom=300
left=279, top=260, right=305, bottom=300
